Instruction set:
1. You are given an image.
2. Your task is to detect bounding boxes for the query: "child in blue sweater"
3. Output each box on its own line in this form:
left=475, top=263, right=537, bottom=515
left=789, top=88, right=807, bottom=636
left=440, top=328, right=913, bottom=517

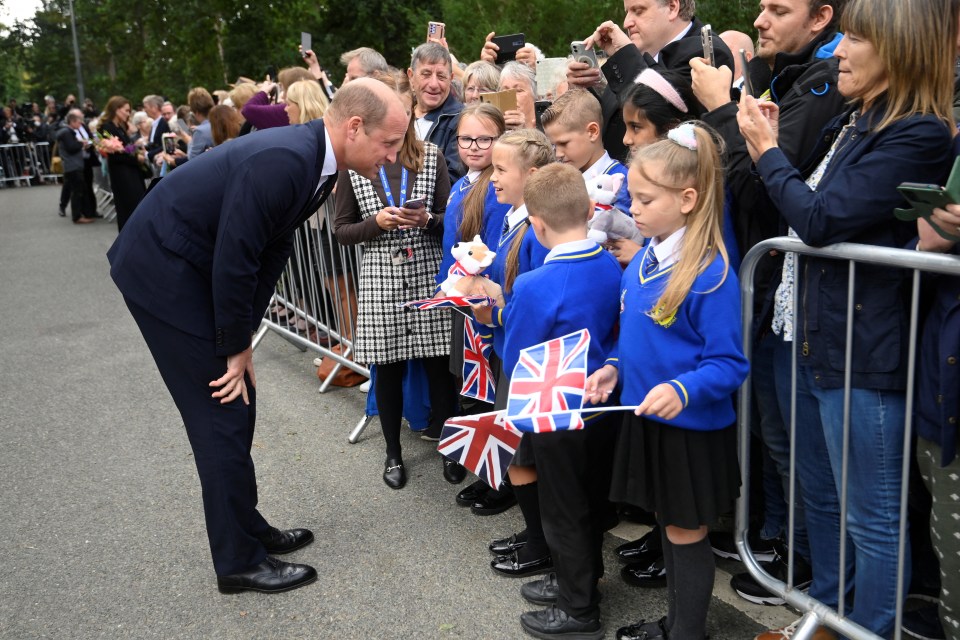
left=587, top=122, right=749, bottom=640
left=503, top=163, right=622, bottom=639
left=435, top=103, right=511, bottom=292
left=471, top=129, right=555, bottom=567
left=541, top=88, right=632, bottom=215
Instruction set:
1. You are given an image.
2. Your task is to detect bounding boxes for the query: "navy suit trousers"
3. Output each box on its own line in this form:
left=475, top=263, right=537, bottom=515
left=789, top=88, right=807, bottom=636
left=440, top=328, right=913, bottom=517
left=124, top=297, right=270, bottom=576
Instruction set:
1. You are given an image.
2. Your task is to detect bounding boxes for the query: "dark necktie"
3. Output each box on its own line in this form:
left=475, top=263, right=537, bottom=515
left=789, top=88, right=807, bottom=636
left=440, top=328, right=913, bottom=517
left=645, top=250, right=659, bottom=275
left=501, top=215, right=511, bottom=241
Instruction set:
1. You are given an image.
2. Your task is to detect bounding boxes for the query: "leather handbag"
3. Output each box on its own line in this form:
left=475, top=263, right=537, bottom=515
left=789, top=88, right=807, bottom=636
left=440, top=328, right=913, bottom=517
left=51, top=142, right=63, bottom=174
left=316, top=344, right=366, bottom=387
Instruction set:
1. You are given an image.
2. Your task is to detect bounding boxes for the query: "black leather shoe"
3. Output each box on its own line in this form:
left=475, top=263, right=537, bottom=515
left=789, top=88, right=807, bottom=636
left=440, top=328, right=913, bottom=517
left=521, top=571, right=559, bottom=605
left=258, top=526, right=314, bottom=554
left=519, top=605, right=603, bottom=639
left=471, top=488, right=517, bottom=516
left=492, top=550, right=553, bottom=578
left=616, top=525, right=662, bottom=563
left=457, top=480, right=489, bottom=506
left=217, top=556, right=317, bottom=594
left=442, top=459, right=467, bottom=484
left=383, top=457, right=406, bottom=489
left=621, top=556, right=667, bottom=588
left=616, top=616, right=669, bottom=640
left=489, top=531, right=527, bottom=556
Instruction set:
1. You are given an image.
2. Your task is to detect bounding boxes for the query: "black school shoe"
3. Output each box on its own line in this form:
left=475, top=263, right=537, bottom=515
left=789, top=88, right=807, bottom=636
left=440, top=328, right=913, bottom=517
left=490, top=531, right=528, bottom=555
left=521, top=572, right=560, bottom=605
left=520, top=605, right=603, bottom=640
left=471, top=487, right=517, bottom=515
left=457, top=479, right=489, bottom=506
left=616, top=616, right=669, bottom=640
left=491, top=550, right=553, bottom=578
left=621, top=555, right=666, bottom=588
left=731, top=544, right=812, bottom=606
left=616, top=525, right=662, bottom=563
left=442, top=459, right=467, bottom=484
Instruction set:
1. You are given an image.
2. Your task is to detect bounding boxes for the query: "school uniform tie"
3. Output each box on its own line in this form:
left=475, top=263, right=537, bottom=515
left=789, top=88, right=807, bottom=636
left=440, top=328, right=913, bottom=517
left=501, top=215, right=511, bottom=242
left=645, top=251, right=659, bottom=275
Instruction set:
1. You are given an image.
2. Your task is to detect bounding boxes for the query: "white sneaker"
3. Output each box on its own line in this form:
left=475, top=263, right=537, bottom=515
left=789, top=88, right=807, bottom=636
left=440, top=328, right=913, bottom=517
left=359, top=380, right=371, bottom=393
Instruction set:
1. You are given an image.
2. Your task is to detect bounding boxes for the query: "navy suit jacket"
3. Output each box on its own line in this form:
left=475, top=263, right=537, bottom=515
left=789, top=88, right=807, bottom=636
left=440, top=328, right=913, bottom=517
left=146, top=115, right=170, bottom=162
left=107, top=119, right=334, bottom=356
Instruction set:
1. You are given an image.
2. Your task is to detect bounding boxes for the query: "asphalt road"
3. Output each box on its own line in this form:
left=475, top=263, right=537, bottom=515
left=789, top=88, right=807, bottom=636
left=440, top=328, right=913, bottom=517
left=0, top=184, right=783, bottom=639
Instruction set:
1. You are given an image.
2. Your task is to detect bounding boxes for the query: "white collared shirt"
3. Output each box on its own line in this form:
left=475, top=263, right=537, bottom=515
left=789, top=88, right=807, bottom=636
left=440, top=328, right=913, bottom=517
left=581, top=152, right=616, bottom=182
left=545, top=238, right=596, bottom=262
left=466, top=169, right=482, bottom=184
left=150, top=116, right=161, bottom=141
left=652, top=22, right=694, bottom=63
left=505, top=204, right=529, bottom=233
left=648, top=226, right=686, bottom=271
left=314, top=126, right=338, bottom=196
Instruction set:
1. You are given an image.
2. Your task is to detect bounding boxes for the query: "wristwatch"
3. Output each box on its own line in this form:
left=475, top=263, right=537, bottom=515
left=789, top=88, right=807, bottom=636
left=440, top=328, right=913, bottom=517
left=422, top=211, right=435, bottom=229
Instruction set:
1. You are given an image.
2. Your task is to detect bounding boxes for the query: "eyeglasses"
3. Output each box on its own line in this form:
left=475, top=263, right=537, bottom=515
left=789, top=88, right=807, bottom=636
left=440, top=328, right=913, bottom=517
left=456, top=135, right=497, bottom=150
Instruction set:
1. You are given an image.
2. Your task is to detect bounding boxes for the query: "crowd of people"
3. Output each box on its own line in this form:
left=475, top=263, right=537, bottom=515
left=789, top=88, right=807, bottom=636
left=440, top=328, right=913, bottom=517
left=30, top=0, right=960, bottom=637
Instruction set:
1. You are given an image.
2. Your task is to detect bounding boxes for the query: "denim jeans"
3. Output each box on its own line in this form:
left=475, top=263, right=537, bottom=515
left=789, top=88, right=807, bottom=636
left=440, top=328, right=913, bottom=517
left=776, top=338, right=909, bottom=636
left=756, top=334, right=810, bottom=561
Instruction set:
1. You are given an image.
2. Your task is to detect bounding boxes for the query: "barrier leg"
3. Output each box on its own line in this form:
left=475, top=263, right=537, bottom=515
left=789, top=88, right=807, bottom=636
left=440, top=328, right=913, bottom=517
left=348, top=415, right=374, bottom=444
left=790, top=612, right=823, bottom=640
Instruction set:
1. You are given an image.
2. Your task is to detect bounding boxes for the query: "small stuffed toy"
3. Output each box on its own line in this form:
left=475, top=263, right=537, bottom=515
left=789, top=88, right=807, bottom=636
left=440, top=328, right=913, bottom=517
left=585, top=173, right=624, bottom=212
left=584, top=174, right=646, bottom=245
left=439, top=235, right=497, bottom=296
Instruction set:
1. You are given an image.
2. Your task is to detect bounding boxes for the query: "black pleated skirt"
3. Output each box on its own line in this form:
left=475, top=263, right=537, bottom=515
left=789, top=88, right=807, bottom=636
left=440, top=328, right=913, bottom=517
left=609, top=414, right=740, bottom=530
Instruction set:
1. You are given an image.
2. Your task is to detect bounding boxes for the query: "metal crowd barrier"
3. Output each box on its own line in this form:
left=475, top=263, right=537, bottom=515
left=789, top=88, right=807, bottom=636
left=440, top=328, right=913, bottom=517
left=0, top=144, right=34, bottom=187
left=0, top=142, right=62, bottom=187
left=252, top=196, right=368, bottom=415
left=736, top=237, right=960, bottom=640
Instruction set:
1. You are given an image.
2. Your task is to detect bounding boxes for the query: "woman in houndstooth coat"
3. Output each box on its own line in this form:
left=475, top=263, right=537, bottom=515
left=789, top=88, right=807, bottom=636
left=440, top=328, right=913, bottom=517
left=334, top=120, right=458, bottom=490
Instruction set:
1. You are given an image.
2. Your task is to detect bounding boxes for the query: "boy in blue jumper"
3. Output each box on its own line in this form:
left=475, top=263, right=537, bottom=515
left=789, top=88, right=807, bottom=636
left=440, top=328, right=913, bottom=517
left=477, top=163, right=622, bottom=639
left=541, top=88, right=632, bottom=215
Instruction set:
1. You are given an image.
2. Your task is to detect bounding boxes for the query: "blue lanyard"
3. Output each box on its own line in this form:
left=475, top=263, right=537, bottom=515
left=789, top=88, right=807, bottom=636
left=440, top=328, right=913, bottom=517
left=378, top=166, right=408, bottom=208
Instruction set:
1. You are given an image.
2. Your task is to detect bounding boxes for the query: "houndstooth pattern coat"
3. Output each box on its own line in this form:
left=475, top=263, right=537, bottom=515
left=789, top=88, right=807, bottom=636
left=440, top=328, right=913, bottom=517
left=349, top=144, right=451, bottom=365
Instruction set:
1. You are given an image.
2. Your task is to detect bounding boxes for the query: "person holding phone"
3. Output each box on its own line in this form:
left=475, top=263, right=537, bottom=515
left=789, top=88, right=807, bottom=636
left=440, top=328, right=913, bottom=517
left=736, top=0, right=955, bottom=635
left=567, top=0, right=734, bottom=163
left=334, top=70, right=458, bottom=491
left=498, top=62, right=537, bottom=130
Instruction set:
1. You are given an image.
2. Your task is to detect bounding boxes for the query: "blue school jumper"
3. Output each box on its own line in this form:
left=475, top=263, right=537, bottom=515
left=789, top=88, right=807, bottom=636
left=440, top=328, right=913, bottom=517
left=485, top=212, right=549, bottom=359
left=609, top=244, right=749, bottom=431
left=502, top=240, right=622, bottom=378
left=435, top=176, right=510, bottom=291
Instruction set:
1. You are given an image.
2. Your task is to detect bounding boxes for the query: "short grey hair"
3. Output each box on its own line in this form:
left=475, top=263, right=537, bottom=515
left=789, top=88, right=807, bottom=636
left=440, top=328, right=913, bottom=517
left=339, top=47, right=388, bottom=75
left=463, top=61, right=501, bottom=93
left=659, top=0, right=696, bottom=21
left=410, top=42, right=452, bottom=72
left=499, top=61, right=536, bottom=95
left=142, top=95, right=163, bottom=109
left=66, top=109, right=84, bottom=124
left=131, top=110, right=150, bottom=127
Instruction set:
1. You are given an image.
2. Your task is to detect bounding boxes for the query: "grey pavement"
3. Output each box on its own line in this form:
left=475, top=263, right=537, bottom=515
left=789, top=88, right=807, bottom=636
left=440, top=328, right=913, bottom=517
left=0, top=184, right=779, bottom=639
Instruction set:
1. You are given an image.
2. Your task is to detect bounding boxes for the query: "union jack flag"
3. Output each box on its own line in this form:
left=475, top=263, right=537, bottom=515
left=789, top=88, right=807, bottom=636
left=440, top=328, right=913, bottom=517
left=438, top=410, right=522, bottom=489
left=506, top=329, right=591, bottom=433
left=399, top=295, right=494, bottom=309
left=462, top=319, right=496, bottom=403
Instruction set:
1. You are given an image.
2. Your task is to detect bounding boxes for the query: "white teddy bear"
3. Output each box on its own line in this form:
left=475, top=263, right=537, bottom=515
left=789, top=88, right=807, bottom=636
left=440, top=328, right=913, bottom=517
left=584, top=173, right=645, bottom=245
left=439, top=235, right=497, bottom=295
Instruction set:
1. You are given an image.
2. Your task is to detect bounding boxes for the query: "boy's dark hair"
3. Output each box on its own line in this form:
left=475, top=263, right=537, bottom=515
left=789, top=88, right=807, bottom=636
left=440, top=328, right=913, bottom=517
left=524, top=163, right=591, bottom=233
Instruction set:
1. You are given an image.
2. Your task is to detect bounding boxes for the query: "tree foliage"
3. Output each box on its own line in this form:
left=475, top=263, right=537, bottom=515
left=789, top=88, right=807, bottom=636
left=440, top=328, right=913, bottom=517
left=2, top=0, right=757, bottom=109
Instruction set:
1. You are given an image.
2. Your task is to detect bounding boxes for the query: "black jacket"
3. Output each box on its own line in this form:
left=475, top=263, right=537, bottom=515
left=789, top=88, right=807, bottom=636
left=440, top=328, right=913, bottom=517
left=703, top=30, right=848, bottom=320
left=598, top=17, right=734, bottom=162
left=423, top=92, right=464, bottom=181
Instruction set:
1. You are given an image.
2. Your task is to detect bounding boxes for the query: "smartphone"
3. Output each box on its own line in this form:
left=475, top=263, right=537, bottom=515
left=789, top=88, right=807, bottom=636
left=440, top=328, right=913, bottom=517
left=700, top=24, right=715, bottom=67
left=534, top=100, right=552, bottom=131
left=739, top=49, right=753, bottom=97
left=570, top=41, right=599, bottom=69
left=492, top=33, right=525, bottom=65
left=402, top=197, right=425, bottom=210
left=427, top=21, right=445, bottom=42
left=301, top=32, right=312, bottom=58
left=895, top=183, right=956, bottom=221
left=480, top=89, right=518, bottom=114
left=161, top=132, right=177, bottom=155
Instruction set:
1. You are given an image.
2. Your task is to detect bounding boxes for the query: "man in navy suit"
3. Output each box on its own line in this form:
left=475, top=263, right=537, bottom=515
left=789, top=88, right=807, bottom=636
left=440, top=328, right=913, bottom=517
left=107, top=79, right=409, bottom=594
